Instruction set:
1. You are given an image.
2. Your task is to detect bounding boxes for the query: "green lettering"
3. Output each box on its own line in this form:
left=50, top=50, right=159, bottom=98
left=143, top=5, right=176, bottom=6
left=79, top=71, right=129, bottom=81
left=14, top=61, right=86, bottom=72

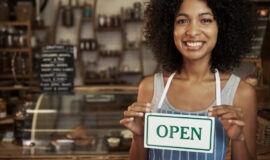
left=180, top=126, right=190, bottom=140
left=157, top=125, right=168, bottom=138
left=169, top=125, right=179, bottom=138
left=191, top=127, right=202, bottom=140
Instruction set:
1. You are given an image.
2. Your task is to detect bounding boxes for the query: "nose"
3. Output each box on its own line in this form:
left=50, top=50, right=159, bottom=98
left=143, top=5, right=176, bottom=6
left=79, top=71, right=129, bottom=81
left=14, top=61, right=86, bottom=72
left=185, top=22, right=200, bottom=37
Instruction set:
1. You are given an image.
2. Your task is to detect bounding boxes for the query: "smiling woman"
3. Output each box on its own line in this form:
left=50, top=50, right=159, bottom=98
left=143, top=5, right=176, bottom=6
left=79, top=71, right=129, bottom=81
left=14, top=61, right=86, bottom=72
left=120, top=0, right=256, bottom=160
left=173, top=0, right=218, bottom=62
left=144, top=0, right=253, bottom=73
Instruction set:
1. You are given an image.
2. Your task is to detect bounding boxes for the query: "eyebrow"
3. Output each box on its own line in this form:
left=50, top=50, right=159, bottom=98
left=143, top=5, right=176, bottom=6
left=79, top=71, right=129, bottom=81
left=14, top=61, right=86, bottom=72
left=176, top=12, right=214, bottom=18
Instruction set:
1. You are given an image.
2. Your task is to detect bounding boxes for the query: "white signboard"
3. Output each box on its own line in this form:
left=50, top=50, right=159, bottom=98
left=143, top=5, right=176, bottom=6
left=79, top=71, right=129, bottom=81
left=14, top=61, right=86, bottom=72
left=144, top=113, right=215, bottom=153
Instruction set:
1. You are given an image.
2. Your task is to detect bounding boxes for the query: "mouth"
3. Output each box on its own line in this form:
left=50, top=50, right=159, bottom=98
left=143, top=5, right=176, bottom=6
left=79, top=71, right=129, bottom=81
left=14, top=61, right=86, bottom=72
left=183, top=41, right=204, bottom=50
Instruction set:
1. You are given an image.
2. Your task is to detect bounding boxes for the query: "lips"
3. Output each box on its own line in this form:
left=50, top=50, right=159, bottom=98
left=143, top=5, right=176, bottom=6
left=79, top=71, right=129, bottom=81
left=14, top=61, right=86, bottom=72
left=183, top=41, right=205, bottom=50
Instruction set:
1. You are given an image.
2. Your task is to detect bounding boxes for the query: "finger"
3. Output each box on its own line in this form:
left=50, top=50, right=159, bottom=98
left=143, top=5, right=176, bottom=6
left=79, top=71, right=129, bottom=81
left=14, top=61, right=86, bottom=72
left=120, top=117, right=134, bottom=125
left=124, top=110, right=145, bottom=117
left=212, top=105, right=242, bottom=112
left=131, top=102, right=152, bottom=108
left=128, top=106, right=151, bottom=113
left=228, top=119, right=245, bottom=126
left=209, top=107, right=242, bottom=118
left=219, top=112, right=243, bottom=120
left=128, top=103, right=152, bottom=113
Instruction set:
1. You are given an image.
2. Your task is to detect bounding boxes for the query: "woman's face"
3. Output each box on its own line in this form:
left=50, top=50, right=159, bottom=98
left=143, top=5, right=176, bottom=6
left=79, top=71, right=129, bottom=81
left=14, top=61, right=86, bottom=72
left=174, top=0, right=218, bottom=62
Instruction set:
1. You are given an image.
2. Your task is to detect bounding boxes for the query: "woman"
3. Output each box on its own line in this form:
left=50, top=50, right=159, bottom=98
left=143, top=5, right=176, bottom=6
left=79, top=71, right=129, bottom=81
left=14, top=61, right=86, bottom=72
left=120, top=0, right=257, bottom=159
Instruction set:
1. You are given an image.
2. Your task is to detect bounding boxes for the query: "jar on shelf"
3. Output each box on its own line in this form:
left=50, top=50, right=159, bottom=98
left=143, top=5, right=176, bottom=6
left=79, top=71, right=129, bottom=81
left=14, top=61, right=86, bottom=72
left=18, top=30, right=27, bottom=48
left=84, top=3, right=92, bottom=18
left=106, top=15, right=111, bottom=27
left=91, top=39, right=97, bottom=50
left=98, top=14, right=106, bottom=28
left=7, top=26, right=15, bottom=48
left=33, top=51, right=41, bottom=71
left=85, top=40, right=90, bottom=50
left=2, top=52, right=11, bottom=73
left=134, top=2, right=142, bottom=20
left=22, top=53, right=28, bottom=75
left=110, top=15, right=116, bottom=27
left=0, top=27, right=7, bottom=48
left=125, top=8, right=132, bottom=20
left=80, top=39, right=85, bottom=50
left=13, top=30, right=20, bottom=48
left=14, top=99, right=35, bottom=145
left=15, top=52, right=23, bottom=75
left=14, top=111, right=24, bottom=145
left=0, top=99, right=6, bottom=119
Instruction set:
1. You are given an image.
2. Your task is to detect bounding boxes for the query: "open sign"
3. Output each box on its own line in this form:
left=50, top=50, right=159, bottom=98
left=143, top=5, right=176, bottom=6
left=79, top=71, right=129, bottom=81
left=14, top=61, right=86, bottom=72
left=144, top=113, right=215, bottom=153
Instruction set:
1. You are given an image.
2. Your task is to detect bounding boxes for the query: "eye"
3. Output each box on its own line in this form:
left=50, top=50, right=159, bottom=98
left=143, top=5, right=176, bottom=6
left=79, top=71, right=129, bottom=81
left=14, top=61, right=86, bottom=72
left=176, top=19, right=189, bottom=24
left=201, top=18, right=213, bottom=24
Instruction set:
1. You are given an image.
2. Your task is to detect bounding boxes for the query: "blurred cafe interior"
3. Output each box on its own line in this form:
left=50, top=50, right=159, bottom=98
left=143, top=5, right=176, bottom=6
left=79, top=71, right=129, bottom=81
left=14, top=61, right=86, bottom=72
left=0, top=0, right=270, bottom=159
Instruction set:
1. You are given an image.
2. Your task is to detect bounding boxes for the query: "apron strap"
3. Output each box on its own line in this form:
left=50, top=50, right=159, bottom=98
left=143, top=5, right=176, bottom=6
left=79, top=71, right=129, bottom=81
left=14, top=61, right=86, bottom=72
left=215, top=69, right=221, bottom=105
left=157, top=69, right=221, bottom=109
left=157, top=72, right=176, bottom=109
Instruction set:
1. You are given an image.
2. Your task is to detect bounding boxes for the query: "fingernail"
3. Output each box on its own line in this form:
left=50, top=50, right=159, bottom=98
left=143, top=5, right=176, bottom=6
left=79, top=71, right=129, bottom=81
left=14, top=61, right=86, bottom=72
left=228, top=120, right=232, bottom=123
left=129, top=117, right=134, bottom=121
left=208, top=108, right=213, bottom=112
left=146, top=108, right=151, bottom=112
left=208, top=112, right=212, bottom=116
left=138, top=112, right=144, bottom=117
left=146, top=103, right=151, bottom=107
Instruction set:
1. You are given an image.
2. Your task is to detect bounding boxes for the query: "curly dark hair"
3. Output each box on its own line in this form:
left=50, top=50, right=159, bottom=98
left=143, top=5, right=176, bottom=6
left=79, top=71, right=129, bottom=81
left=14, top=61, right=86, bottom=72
left=144, top=0, right=253, bottom=73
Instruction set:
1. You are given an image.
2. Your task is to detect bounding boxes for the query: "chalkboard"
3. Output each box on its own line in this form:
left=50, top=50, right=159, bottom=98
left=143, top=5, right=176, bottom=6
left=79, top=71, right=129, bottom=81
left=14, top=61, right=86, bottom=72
left=40, top=45, right=75, bottom=93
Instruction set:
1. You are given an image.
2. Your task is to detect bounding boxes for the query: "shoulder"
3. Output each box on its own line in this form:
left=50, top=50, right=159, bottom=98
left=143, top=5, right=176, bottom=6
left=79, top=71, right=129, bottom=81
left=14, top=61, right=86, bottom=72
left=236, top=80, right=256, bottom=100
left=137, top=75, right=155, bottom=102
left=234, top=79, right=256, bottom=109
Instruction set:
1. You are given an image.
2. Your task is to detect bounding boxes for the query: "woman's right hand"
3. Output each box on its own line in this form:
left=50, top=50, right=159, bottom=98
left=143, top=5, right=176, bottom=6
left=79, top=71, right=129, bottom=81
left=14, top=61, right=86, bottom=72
left=120, top=102, right=152, bottom=136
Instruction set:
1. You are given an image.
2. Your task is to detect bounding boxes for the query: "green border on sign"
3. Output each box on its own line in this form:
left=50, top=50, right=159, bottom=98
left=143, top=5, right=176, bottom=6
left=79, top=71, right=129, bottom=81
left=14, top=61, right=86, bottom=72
left=145, top=114, right=213, bottom=151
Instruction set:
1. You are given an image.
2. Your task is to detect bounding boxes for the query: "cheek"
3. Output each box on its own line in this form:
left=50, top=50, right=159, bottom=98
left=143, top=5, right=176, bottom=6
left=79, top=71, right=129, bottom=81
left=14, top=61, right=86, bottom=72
left=173, top=29, right=182, bottom=45
left=206, top=29, right=218, bottom=43
left=173, top=32, right=178, bottom=44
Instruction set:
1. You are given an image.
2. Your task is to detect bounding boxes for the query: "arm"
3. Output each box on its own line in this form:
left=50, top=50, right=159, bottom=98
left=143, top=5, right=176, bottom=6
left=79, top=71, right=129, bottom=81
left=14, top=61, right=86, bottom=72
left=120, top=77, right=154, bottom=160
left=208, top=81, right=257, bottom=160
left=231, top=81, right=257, bottom=160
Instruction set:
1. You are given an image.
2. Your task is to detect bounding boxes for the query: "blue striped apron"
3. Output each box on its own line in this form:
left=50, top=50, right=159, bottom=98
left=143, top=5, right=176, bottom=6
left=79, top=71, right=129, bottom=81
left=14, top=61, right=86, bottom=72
left=149, top=69, right=228, bottom=160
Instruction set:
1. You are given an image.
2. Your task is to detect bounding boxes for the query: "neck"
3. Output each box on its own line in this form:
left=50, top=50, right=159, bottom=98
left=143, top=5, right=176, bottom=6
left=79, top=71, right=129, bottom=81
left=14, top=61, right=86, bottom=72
left=179, top=59, right=213, bottom=82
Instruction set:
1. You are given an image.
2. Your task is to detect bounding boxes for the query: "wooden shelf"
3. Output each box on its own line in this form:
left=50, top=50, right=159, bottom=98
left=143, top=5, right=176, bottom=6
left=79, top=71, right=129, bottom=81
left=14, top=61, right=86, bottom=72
left=0, top=74, right=31, bottom=79
left=124, top=19, right=144, bottom=23
left=124, top=47, right=140, bottom=51
left=99, top=55, right=121, bottom=58
left=80, top=49, right=98, bottom=52
left=0, top=21, right=30, bottom=26
left=32, top=25, right=49, bottom=30
left=7, top=99, right=25, bottom=105
left=0, top=20, right=32, bottom=80
left=99, top=51, right=121, bottom=57
left=60, top=5, right=83, bottom=9
left=141, top=40, right=147, bottom=44
left=74, top=85, right=138, bottom=91
left=0, top=86, right=40, bottom=91
left=0, top=48, right=30, bottom=52
left=84, top=78, right=116, bottom=84
left=241, top=57, right=261, bottom=63
left=96, top=27, right=122, bottom=32
left=81, top=17, right=93, bottom=22
left=0, top=116, right=14, bottom=125
left=118, top=71, right=142, bottom=75
left=120, top=7, right=144, bottom=78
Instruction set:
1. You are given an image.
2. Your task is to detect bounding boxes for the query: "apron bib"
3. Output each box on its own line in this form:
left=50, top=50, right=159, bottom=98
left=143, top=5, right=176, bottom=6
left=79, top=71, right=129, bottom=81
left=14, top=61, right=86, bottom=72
left=149, top=69, right=228, bottom=160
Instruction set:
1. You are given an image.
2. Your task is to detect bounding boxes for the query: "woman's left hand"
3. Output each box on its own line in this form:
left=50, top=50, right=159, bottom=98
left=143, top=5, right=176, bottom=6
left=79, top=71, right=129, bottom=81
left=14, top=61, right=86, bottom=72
left=208, top=105, right=245, bottom=141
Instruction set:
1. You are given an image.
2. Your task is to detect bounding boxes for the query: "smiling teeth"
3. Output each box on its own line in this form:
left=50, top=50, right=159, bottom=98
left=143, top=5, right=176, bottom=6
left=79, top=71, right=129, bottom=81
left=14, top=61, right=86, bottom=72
left=186, top=42, right=203, bottom=47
